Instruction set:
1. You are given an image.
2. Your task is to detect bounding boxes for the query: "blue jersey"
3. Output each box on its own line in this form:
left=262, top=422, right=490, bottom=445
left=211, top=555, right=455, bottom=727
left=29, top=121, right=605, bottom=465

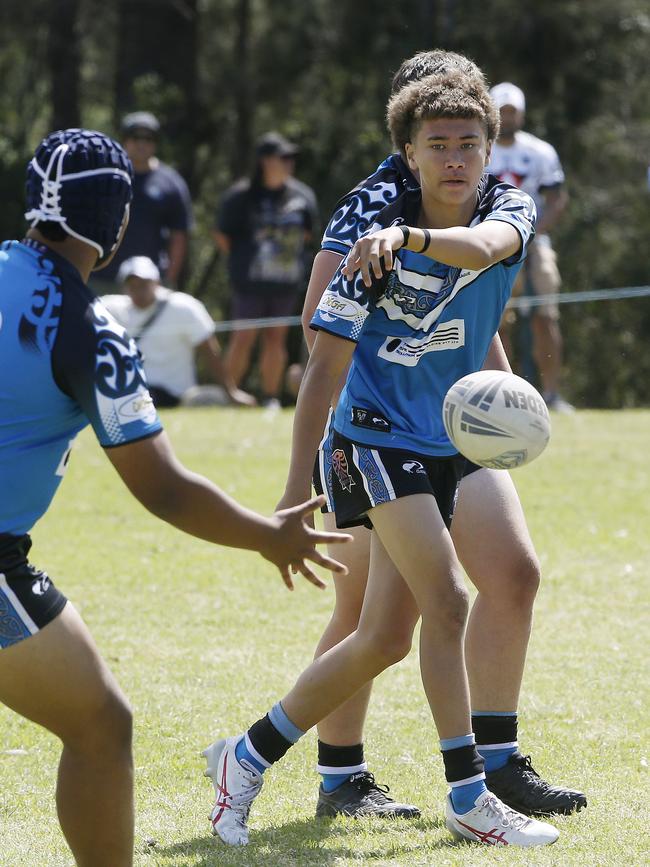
left=311, top=176, right=536, bottom=456
left=0, top=239, right=162, bottom=536
left=322, top=154, right=418, bottom=255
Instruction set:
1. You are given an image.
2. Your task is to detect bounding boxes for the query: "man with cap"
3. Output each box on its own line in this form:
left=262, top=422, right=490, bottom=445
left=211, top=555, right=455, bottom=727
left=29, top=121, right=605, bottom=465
left=487, top=83, right=573, bottom=412
left=92, top=110, right=193, bottom=294
left=0, top=128, right=350, bottom=866
left=214, top=131, right=319, bottom=409
left=102, top=255, right=255, bottom=407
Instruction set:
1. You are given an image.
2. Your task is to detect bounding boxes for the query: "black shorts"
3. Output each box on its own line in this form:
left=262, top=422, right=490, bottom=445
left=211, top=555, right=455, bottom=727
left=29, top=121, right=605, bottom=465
left=313, top=411, right=482, bottom=520
left=326, top=430, right=466, bottom=530
left=0, top=534, right=68, bottom=650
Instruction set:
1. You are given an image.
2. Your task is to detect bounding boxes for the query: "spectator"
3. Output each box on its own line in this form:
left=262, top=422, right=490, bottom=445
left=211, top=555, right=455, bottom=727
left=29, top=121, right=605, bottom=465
left=101, top=256, right=255, bottom=408
left=214, top=132, right=319, bottom=409
left=92, top=111, right=193, bottom=292
left=488, top=83, right=574, bottom=412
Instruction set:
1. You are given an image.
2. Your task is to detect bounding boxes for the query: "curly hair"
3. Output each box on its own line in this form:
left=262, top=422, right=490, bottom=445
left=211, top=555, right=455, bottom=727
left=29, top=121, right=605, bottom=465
left=387, top=70, right=500, bottom=156
left=391, top=49, right=487, bottom=94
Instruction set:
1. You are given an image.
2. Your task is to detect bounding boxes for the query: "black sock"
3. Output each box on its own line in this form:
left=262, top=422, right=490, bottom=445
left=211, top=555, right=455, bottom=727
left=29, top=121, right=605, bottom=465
left=472, top=714, right=518, bottom=748
left=317, top=741, right=365, bottom=772
left=247, top=714, right=293, bottom=765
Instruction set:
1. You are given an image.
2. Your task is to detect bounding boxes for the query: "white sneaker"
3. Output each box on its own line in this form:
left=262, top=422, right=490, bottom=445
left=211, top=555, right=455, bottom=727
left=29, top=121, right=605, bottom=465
left=445, top=791, right=559, bottom=847
left=202, top=736, right=263, bottom=846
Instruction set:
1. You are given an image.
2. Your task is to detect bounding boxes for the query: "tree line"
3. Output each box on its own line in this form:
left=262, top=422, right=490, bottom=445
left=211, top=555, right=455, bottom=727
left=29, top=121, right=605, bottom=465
left=1, top=0, right=648, bottom=406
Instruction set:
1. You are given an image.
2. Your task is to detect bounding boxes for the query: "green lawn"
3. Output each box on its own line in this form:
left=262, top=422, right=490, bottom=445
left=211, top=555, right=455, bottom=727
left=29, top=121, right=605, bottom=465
left=2, top=409, right=649, bottom=866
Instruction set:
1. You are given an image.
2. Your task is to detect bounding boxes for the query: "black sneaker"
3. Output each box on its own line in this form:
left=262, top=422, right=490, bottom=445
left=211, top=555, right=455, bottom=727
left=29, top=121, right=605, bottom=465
left=315, top=771, right=421, bottom=819
left=486, top=752, right=587, bottom=817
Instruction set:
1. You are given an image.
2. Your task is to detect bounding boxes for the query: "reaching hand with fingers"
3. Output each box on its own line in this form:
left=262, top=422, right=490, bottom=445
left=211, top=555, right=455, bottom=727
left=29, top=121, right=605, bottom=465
left=341, top=226, right=406, bottom=287
left=262, top=495, right=352, bottom=591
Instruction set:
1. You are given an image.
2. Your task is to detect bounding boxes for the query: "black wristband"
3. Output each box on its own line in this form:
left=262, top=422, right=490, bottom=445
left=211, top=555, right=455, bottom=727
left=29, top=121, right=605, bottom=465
left=417, top=228, right=431, bottom=254
left=399, top=225, right=410, bottom=248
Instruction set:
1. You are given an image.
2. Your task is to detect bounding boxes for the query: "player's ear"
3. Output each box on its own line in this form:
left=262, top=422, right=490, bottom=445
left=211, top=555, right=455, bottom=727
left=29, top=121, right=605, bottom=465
left=484, top=140, right=492, bottom=166
left=404, top=142, right=417, bottom=172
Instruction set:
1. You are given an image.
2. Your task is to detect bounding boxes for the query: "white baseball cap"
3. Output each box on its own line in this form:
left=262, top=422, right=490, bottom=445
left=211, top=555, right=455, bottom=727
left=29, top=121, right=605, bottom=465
left=117, top=256, right=160, bottom=284
left=490, top=82, right=526, bottom=112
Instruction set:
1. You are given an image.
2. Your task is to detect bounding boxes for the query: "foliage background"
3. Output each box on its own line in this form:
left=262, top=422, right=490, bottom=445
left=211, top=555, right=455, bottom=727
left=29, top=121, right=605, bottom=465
left=0, top=0, right=648, bottom=406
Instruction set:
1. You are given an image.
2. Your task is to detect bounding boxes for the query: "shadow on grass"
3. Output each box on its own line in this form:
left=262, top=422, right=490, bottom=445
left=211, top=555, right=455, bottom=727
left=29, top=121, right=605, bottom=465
left=150, top=815, right=471, bottom=866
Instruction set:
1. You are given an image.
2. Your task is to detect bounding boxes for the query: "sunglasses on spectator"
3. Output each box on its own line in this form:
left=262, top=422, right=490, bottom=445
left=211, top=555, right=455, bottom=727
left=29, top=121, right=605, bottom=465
left=128, top=131, right=157, bottom=142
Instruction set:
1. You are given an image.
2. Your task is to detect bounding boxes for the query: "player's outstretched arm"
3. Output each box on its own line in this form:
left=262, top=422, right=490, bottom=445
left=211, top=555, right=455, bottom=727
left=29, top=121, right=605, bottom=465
left=279, top=330, right=356, bottom=511
left=342, top=222, right=522, bottom=286
left=105, top=431, right=350, bottom=590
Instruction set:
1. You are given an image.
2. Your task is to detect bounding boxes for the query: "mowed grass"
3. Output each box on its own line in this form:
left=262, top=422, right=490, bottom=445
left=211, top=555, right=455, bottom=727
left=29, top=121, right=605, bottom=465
left=1, top=408, right=649, bottom=866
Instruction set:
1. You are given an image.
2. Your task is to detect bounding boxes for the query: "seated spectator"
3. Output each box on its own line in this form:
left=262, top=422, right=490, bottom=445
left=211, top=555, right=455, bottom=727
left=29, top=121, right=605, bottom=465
left=101, top=257, right=255, bottom=408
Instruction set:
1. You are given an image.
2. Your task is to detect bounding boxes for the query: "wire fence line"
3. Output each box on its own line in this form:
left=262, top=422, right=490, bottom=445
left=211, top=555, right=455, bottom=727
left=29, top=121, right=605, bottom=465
left=211, top=285, right=650, bottom=333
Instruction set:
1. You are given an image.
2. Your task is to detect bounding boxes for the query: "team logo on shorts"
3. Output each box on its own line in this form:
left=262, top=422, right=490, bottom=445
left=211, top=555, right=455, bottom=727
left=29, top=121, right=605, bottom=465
left=332, top=449, right=355, bottom=492
left=402, top=460, right=425, bottom=474
left=31, top=575, right=51, bottom=596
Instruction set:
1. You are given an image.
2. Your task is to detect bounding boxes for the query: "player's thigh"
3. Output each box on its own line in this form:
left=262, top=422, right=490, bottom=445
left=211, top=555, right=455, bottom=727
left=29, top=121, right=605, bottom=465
left=370, top=494, right=464, bottom=615
left=0, top=602, right=130, bottom=743
left=452, top=467, right=539, bottom=596
left=324, top=512, right=371, bottom=614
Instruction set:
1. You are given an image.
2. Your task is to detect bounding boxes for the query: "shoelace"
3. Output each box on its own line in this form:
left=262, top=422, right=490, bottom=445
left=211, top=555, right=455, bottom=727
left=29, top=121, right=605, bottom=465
left=350, top=772, right=395, bottom=803
left=479, top=794, right=531, bottom=830
left=515, top=754, right=550, bottom=791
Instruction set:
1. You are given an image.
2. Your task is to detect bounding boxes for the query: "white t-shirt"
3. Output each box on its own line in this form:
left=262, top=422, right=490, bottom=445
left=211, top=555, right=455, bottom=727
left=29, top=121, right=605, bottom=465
left=101, top=287, right=215, bottom=398
left=487, top=130, right=565, bottom=220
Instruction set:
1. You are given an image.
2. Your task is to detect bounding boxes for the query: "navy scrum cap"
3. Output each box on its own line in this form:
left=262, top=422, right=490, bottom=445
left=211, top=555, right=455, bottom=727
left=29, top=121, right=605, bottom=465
left=25, top=129, right=134, bottom=260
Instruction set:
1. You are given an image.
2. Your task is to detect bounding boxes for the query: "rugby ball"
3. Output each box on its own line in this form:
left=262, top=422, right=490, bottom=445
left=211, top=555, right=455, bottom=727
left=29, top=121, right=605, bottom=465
left=443, top=371, right=551, bottom=469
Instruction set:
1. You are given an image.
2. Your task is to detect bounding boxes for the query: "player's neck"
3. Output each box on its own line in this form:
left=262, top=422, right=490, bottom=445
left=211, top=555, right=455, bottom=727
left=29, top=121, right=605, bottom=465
left=25, top=229, right=97, bottom=283
left=497, top=133, right=516, bottom=146
left=419, top=194, right=477, bottom=230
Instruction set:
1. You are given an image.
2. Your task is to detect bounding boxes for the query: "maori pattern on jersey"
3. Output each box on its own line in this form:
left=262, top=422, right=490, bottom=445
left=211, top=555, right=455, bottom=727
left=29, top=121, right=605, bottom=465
left=91, top=304, right=148, bottom=399
left=18, top=255, right=62, bottom=354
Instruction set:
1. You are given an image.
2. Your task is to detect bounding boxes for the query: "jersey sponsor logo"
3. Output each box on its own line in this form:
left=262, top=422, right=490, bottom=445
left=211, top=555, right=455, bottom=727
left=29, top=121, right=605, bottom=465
left=332, top=448, right=355, bottom=492
left=351, top=406, right=392, bottom=432
left=317, top=292, right=366, bottom=320
left=378, top=319, right=465, bottom=366
left=402, top=460, right=425, bottom=474
left=115, top=389, right=158, bottom=425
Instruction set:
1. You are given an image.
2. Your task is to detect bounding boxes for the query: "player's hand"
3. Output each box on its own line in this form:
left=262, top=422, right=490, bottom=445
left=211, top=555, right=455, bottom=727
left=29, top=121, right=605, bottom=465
left=341, top=226, right=404, bottom=287
left=262, top=495, right=352, bottom=591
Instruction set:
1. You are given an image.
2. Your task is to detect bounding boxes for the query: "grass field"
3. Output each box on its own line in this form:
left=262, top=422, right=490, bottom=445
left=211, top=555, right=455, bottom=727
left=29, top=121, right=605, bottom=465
left=1, top=408, right=649, bottom=866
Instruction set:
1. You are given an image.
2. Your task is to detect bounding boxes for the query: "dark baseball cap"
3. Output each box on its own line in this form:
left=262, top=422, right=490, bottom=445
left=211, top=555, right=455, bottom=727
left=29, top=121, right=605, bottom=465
left=256, top=131, right=299, bottom=157
left=121, top=111, right=161, bottom=136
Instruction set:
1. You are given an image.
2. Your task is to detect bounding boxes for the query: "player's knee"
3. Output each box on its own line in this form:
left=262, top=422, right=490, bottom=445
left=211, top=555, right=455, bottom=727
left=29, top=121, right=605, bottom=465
left=357, top=625, right=413, bottom=668
left=61, top=686, right=133, bottom=756
left=425, top=581, right=469, bottom=635
left=486, top=552, right=540, bottom=611
left=511, top=554, right=541, bottom=609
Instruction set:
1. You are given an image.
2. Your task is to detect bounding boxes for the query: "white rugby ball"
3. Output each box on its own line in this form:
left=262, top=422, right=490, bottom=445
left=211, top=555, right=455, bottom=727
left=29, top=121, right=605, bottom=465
left=443, top=371, right=551, bottom=469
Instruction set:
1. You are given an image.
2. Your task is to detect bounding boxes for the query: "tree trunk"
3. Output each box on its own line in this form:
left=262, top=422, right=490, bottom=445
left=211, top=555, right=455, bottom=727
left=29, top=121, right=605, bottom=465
left=48, top=0, right=81, bottom=130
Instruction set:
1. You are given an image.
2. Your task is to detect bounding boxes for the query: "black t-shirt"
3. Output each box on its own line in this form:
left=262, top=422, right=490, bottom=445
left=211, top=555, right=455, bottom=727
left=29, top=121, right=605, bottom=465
left=99, top=162, right=193, bottom=281
left=217, top=177, right=319, bottom=295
